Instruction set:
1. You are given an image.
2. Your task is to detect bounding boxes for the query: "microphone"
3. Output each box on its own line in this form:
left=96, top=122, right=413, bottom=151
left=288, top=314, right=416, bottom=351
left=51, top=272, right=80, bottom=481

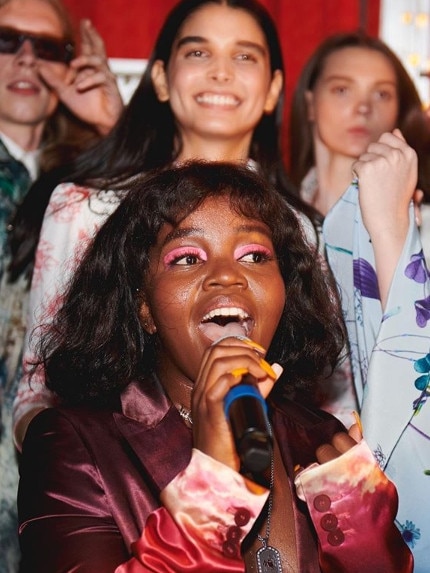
left=224, top=373, right=272, bottom=474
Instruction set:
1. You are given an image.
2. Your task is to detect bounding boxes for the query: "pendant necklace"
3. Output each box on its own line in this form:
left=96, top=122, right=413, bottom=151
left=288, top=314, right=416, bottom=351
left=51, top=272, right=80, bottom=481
left=178, top=405, right=193, bottom=426
left=256, top=449, right=283, bottom=573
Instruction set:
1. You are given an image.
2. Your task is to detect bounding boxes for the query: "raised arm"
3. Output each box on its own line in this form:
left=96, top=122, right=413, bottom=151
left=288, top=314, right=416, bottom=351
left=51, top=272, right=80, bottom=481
left=353, top=129, right=417, bottom=309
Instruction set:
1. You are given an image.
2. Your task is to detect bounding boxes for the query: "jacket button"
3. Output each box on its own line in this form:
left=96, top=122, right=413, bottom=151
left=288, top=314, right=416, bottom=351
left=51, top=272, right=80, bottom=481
left=313, top=494, right=331, bottom=512
left=226, top=525, right=242, bottom=542
left=327, top=528, right=345, bottom=546
left=222, top=540, right=240, bottom=558
left=234, top=507, right=251, bottom=526
left=321, top=513, right=338, bottom=531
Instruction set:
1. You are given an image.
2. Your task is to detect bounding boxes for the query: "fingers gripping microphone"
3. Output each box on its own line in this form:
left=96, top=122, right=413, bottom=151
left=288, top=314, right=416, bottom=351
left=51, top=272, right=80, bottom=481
left=224, top=374, right=272, bottom=474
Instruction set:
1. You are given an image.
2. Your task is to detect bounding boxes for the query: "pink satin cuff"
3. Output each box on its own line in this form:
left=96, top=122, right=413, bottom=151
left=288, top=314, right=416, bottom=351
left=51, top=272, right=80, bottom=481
left=295, top=440, right=413, bottom=573
left=117, top=449, right=269, bottom=572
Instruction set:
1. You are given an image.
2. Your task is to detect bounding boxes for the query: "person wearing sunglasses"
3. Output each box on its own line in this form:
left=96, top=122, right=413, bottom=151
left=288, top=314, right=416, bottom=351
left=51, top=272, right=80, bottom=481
left=0, top=25, right=74, bottom=63
left=0, top=0, right=123, bottom=571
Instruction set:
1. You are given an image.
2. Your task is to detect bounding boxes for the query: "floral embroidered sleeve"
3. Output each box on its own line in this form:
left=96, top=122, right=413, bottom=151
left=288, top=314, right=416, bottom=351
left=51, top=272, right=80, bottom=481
left=12, top=183, right=119, bottom=445
left=116, top=449, right=269, bottom=573
left=294, top=439, right=413, bottom=573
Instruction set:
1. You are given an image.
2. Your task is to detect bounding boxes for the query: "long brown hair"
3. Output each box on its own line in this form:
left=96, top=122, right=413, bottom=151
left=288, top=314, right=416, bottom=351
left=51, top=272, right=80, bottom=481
left=289, top=31, right=430, bottom=199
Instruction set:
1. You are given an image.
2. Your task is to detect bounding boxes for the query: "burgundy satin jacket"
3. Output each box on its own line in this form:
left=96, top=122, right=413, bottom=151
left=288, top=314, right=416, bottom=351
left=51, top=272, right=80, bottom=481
left=18, top=377, right=411, bottom=572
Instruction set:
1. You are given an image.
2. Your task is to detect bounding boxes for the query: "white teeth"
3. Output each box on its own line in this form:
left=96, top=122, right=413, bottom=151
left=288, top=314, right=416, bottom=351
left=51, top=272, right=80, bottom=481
left=14, top=81, right=35, bottom=89
left=196, top=94, right=239, bottom=106
left=202, top=307, right=249, bottom=321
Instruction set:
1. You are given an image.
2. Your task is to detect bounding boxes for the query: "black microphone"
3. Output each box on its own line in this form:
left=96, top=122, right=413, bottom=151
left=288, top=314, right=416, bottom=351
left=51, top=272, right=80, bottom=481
left=224, top=373, right=272, bottom=474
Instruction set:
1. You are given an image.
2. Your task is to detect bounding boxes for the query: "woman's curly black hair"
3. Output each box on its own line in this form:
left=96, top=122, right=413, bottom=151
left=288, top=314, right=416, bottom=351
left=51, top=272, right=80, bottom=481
left=35, top=161, right=345, bottom=406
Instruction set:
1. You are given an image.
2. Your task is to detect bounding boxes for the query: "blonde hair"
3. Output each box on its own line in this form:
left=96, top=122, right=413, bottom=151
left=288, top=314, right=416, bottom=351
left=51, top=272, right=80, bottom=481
left=0, top=0, right=98, bottom=170
left=0, top=0, right=75, bottom=39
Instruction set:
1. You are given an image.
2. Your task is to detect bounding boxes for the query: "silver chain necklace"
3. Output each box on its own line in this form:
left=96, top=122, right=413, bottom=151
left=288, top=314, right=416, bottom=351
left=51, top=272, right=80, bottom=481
left=256, top=443, right=283, bottom=573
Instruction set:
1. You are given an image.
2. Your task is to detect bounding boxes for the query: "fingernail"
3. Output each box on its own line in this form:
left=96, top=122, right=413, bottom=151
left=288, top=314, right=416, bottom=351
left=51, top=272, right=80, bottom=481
left=229, top=367, right=248, bottom=378
left=259, top=359, right=277, bottom=380
left=271, top=362, right=283, bottom=379
left=352, top=410, right=363, bottom=434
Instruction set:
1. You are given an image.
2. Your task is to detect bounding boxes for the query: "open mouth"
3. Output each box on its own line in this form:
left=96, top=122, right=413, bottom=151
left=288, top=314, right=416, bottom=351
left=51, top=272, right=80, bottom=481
left=199, top=307, right=253, bottom=343
left=9, top=80, right=39, bottom=93
left=195, top=93, right=240, bottom=108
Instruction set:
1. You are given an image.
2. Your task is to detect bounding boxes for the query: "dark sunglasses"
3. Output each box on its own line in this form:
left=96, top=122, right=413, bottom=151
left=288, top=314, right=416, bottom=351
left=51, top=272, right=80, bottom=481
left=0, top=26, right=74, bottom=63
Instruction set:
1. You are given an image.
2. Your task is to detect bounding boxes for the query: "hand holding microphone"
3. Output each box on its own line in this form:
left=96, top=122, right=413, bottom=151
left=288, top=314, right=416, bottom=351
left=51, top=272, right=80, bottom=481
left=224, top=371, right=273, bottom=474
left=193, top=335, right=282, bottom=476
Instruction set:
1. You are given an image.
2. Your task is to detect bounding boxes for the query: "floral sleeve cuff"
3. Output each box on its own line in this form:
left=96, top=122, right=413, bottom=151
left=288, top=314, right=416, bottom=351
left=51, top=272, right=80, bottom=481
left=117, top=450, right=269, bottom=573
left=294, top=440, right=413, bottom=573
left=161, top=448, right=269, bottom=559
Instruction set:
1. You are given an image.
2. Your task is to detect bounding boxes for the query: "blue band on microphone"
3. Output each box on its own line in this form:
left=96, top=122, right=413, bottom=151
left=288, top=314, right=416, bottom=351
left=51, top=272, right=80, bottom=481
left=224, top=384, right=268, bottom=417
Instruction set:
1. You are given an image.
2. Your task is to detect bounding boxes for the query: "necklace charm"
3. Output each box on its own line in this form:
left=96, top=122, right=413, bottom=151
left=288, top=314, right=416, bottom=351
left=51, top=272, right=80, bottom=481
left=256, top=545, right=283, bottom=573
left=178, top=405, right=193, bottom=426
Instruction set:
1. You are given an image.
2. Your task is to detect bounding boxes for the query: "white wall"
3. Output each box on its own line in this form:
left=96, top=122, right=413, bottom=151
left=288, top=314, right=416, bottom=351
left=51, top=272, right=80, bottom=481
left=380, top=0, right=430, bottom=106
left=108, top=58, right=147, bottom=104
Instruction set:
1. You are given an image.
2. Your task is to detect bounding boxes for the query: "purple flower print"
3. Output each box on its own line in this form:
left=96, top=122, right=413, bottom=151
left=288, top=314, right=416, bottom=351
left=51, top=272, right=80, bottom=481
left=405, top=250, right=429, bottom=284
left=415, top=296, right=430, bottom=328
left=353, top=258, right=380, bottom=300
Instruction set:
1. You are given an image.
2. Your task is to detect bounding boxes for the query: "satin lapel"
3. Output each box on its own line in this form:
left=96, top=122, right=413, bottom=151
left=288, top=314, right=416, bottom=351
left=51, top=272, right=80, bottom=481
left=113, top=378, right=193, bottom=493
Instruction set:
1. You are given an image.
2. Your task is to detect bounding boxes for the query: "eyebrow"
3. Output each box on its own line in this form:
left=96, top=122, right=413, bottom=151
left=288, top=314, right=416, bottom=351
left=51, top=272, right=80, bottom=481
left=323, top=74, right=396, bottom=86
left=175, top=35, right=267, bottom=56
left=162, top=223, right=272, bottom=246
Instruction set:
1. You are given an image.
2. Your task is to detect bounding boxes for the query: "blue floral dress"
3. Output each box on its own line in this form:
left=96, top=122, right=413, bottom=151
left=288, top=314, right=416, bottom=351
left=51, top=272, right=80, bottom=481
left=323, top=180, right=430, bottom=572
